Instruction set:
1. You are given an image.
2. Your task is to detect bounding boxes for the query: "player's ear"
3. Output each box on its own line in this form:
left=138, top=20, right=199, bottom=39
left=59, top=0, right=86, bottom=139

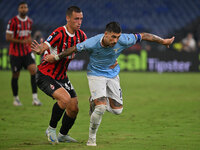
left=104, top=31, right=108, bottom=36
left=66, top=16, right=70, bottom=22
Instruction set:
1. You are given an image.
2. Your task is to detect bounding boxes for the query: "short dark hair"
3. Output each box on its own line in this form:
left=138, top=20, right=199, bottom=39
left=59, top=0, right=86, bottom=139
left=105, top=22, right=122, bottom=33
left=66, top=6, right=82, bottom=16
left=18, top=1, right=28, bottom=7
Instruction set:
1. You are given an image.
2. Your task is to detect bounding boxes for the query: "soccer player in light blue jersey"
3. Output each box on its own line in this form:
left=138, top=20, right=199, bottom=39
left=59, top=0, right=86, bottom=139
left=32, top=22, right=174, bottom=146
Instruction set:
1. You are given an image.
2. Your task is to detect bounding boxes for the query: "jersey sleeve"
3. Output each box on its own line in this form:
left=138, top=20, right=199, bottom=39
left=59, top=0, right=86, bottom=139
left=76, top=36, right=96, bottom=52
left=6, top=19, right=15, bottom=34
left=119, top=33, right=139, bottom=47
left=44, top=30, right=60, bottom=48
left=76, top=39, right=90, bottom=52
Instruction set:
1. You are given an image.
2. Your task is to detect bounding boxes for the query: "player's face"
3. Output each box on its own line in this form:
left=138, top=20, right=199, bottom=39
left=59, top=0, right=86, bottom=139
left=67, top=11, right=83, bottom=31
left=18, top=4, right=28, bottom=17
left=104, top=31, right=121, bottom=47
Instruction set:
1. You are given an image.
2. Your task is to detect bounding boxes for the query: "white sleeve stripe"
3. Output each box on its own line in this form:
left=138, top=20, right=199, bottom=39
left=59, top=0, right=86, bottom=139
left=6, top=30, right=13, bottom=34
left=44, top=41, right=51, bottom=48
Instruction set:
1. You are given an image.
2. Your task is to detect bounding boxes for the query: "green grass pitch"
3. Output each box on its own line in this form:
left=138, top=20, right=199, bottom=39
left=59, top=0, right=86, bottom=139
left=0, top=71, right=200, bottom=150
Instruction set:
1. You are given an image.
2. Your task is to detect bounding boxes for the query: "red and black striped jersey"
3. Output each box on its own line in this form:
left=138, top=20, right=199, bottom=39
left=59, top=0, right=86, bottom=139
left=6, top=15, right=33, bottom=56
left=38, top=26, right=87, bottom=80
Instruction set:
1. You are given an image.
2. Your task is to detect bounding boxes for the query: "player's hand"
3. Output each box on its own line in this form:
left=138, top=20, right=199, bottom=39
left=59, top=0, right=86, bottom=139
left=162, top=36, right=175, bottom=48
left=109, top=60, right=118, bottom=69
left=44, top=54, right=56, bottom=63
left=31, top=40, right=42, bottom=55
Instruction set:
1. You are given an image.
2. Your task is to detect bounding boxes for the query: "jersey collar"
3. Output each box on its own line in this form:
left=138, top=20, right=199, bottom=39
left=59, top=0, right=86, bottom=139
left=63, top=26, right=75, bottom=37
left=17, top=15, right=28, bottom=22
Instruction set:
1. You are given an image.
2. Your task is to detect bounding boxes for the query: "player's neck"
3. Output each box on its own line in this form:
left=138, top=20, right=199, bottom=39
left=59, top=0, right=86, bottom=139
left=19, top=14, right=26, bottom=19
left=66, top=25, right=75, bottom=34
left=101, top=36, right=108, bottom=47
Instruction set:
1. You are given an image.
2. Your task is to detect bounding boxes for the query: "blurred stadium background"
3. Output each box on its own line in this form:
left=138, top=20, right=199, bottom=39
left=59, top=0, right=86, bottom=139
left=0, top=0, right=200, bottom=72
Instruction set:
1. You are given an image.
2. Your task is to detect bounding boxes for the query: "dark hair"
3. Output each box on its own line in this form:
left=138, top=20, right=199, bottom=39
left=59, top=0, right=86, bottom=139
left=18, top=1, right=28, bottom=7
left=105, top=22, right=122, bottom=33
left=66, top=6, right=82, bottom=16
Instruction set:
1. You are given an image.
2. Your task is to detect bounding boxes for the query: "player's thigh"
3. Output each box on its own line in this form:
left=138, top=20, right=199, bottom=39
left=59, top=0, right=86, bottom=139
left=56, top=78, right=78, bottom=114
left=24, top=53, right=36, bottom=75
left=87, top=75, right=107, bottom=100
left=36, top=71, right=71, bottom=108
left=10, top=55, right=23, bottom=73
left=107, top=75, right=123, bottom=105
left=52, top=88, right=71, bottom=109
left=27, top=64, right=37, bottom=75
left=36, top=71, right=63, bottom=98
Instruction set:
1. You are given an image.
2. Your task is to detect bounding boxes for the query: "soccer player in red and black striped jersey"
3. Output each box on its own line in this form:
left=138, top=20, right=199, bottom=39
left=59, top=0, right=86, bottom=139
left=6, top=1, right=41, bottom=106
left=31, top=6, right=87, bottom=143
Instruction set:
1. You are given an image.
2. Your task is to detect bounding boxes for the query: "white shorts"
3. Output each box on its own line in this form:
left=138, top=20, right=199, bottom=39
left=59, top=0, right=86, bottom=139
left=87, top=75, right=123, bottom=105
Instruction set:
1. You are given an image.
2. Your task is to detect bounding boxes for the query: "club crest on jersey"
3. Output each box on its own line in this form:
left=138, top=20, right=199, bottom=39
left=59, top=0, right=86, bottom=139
left=47, top=35, right=53, bottom=42
left=50, top=84, right=55, bottom=90
left=113, top=48, right=120, bottom=53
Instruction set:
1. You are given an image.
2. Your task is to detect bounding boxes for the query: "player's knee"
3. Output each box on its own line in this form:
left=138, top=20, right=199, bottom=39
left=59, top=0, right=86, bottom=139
left=70, top=105, right=79, bottom=115
left=112, top=108, right=123, bottom=115
left=94, top=105, right=106, bottom=115
left=68, top=99, right=79, bottom=116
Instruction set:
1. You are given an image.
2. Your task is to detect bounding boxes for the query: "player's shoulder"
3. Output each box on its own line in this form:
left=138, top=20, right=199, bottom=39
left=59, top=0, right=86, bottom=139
left=77, top=29, right=86, bottom=34
left=8, top=16, right=17, bottom=23
left=55, top=26, right=65, bottom=32
left=86, top=34, right=103, bottom=47
left=77, top=29, right=87, bottom=40
left=91, top=34, right=103, bottom=40
left=118, top=33, right=136, bottom=45
left=88, top=34, right=103, bottom=43
left=51, top=26, right=65, bottom=36
left=27, top=16, right=33, bottom=23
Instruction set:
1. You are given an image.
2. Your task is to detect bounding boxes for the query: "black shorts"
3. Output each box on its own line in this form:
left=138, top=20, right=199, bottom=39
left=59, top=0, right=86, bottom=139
left=10, top=52, right=35, bottom=72
left=36, top=70, right=77, bottom=99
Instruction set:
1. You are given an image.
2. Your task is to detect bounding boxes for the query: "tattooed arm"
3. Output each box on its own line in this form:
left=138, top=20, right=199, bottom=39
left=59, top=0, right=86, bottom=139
left=140, top=33, right=175, bottom=48
left=44, top=46, right=77, bottom=63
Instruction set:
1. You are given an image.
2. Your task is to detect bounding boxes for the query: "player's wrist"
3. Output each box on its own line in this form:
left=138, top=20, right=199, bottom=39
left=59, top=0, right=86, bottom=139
left=54, top=55, right=60, bottom=61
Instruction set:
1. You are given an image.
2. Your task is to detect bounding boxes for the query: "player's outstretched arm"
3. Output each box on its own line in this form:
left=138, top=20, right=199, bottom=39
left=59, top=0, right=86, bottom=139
left=140, top=33, right=175, bottom=48
left=44, top=46, right=77, bottom=63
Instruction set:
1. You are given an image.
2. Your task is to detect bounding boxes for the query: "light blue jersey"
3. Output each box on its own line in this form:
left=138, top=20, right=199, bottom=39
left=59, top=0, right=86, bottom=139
left=76, top=33, right=138, bottom=78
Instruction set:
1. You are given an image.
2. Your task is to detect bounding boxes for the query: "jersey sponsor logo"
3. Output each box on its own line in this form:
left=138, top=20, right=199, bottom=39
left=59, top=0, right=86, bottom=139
left=18, top=30, right=29, bottom=37
left=50, top=84, right=55, bottom=90
left=47, top=35, right=53, bottom=42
